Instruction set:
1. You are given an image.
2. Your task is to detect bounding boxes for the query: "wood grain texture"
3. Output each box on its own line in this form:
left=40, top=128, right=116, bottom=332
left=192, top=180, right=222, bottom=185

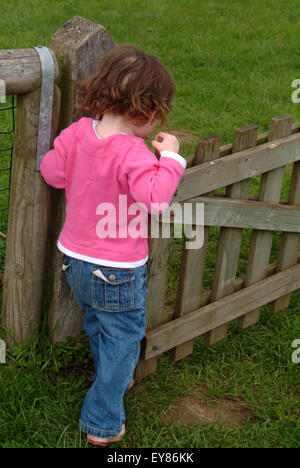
left=1, top=85, right=60, bottom=345
left=0, top=48, right=60, bottom=94
left=165, top=196, right=300, bottom=232
left=51, top=15, right=117, bottom=129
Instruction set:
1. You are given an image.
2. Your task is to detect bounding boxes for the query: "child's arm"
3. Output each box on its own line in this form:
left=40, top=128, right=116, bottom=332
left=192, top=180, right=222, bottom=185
left=40, top=125, right=73, bottom=189
left=121, top=133, right=186, bottom=215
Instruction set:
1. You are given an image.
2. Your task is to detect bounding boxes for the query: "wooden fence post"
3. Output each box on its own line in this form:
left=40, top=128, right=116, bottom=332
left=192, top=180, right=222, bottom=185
left=46, top=16, right=116, bottom=342
left=1, top=49, right=60, bottom=345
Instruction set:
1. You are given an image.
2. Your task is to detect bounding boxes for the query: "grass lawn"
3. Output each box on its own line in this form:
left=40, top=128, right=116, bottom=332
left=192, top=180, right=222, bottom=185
left=0, top=0, right=300, bottom=448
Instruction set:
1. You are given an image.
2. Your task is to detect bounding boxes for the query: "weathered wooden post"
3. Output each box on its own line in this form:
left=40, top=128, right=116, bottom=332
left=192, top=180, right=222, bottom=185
left=46, top=16, right=116, bottom=342
left=0, top=48, right=60, bottom=345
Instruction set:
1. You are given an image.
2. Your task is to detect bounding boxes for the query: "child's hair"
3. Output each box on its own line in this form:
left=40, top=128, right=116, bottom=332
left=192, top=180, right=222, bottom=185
left=76, top=44, right=175, bottom=126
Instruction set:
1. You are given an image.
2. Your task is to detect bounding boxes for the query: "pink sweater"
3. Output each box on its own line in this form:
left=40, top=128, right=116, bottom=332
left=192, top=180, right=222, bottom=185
left=40, top=117, right=186, bottom=267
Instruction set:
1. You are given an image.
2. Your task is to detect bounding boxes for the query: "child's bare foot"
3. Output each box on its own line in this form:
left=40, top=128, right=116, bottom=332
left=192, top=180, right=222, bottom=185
left=87, top=424, right=125, bottom=447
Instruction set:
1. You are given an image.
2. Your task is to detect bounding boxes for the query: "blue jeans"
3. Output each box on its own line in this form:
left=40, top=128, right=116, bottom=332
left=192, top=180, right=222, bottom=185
left=62, top=254, right=148, bottom=438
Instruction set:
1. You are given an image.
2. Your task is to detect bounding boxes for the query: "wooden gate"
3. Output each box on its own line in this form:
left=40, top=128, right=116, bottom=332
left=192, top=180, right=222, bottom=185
left=136, top=115, right=300, bottom=379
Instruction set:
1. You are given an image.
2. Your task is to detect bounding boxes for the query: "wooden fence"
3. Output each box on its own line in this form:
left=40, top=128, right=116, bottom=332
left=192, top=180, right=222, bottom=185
left=0, top=17, right=299, bottom=382
left=135, top=115, right=300, bottom=379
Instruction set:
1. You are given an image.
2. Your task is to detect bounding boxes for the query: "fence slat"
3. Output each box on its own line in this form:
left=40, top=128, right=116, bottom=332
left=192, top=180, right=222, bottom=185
left=270, top=159, right=300, bottom=312
left=168, top=196, right=300, bottom=232
left=169, top=136, right=221, bottom=362
left=206, top=125, right=258, bottom=345
left=238, top=115, right=292, bottom=328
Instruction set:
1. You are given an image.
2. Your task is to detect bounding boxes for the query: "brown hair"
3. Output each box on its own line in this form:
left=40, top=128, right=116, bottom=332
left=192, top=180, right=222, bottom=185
left=76, top=44, right=175, bottom=126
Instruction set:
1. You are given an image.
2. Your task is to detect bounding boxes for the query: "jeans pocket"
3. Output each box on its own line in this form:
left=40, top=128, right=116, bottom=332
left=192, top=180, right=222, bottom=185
left=62, top=254, right=73, bottom=287
left=62, top=254, right=72, bottom=271
left=91, top=267, right=135, bottom=311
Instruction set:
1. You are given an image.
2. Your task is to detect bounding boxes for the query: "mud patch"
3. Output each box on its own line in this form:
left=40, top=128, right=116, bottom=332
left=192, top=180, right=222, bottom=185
left=162, top=395, right=252, bottom=427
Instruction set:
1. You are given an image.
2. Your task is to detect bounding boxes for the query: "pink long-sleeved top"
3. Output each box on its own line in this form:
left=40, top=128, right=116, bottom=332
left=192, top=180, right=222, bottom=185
left=40, top=117, right=186, bottom=268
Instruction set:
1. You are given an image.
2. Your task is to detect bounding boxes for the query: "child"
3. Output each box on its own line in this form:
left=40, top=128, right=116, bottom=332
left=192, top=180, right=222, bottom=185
left=40, top=44, right=186, bottom=446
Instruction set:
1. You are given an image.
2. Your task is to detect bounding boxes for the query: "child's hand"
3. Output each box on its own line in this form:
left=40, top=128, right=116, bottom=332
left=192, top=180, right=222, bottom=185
left=152, top=132, right=180, bottom=154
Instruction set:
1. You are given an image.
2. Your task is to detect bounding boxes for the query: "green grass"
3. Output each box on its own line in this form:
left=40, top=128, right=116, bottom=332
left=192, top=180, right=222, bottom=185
left=0, top=0, right=300, bottom=448
left=0, top=299, right=299, bottom=448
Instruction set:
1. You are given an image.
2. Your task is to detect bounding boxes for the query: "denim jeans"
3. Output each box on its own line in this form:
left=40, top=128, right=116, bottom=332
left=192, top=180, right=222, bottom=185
left=62, top=254, right=148, bottom=438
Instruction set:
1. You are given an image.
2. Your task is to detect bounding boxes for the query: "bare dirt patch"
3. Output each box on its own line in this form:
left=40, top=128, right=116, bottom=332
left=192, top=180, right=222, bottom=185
left=162, top=395, right=252, bottom=427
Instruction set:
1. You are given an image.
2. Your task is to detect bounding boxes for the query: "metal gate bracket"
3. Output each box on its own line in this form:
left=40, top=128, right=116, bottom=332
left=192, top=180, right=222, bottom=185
left=33, top=46, right=55, bottom=171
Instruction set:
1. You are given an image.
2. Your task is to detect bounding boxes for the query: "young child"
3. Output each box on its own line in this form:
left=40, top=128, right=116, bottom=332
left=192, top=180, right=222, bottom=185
left=40, top=44, right=186, bottom=446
